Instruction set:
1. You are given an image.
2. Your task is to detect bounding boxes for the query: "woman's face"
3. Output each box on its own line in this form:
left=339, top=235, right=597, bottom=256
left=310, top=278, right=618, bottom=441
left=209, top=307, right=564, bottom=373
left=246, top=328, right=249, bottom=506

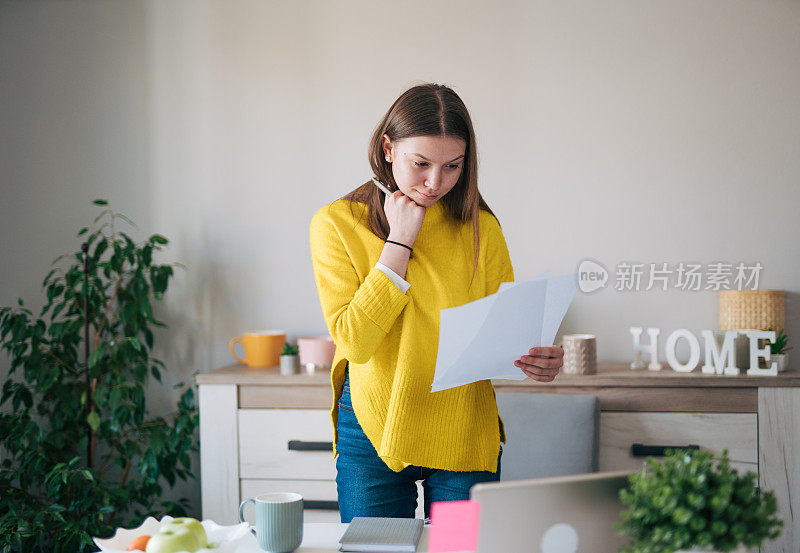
left=382, top=134, right=466, bottom=206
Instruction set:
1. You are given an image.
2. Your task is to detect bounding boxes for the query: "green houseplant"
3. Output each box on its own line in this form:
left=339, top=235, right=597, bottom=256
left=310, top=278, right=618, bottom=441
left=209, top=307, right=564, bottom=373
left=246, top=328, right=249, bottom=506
left=0, top=199, right=199, bottom=553
left=281, top=342, right=299, bottom=356
left=769, top=328, right=791, bottom=355
left=617, top=449, right=782, bottom=553
left=280, top=342, right=300, bottom=375
left=767, top=328, right=791, bottom=372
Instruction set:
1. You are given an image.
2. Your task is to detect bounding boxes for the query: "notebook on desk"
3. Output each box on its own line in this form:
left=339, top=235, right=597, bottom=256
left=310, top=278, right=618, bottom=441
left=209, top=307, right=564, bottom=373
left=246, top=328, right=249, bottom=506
left=470, top=470, right=634, bottom=553
left=338, top=517, right=424, bottom=552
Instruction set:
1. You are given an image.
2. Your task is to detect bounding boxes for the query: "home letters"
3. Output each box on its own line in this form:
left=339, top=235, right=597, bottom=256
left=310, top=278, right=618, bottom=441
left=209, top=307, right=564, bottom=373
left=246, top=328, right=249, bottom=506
left=629, top=327, right=778, bottom=376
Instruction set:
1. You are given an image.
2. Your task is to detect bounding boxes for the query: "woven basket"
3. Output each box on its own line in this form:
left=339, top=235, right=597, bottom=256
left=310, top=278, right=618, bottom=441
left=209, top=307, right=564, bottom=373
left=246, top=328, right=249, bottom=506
left=718, top=290, right=785, bottom=332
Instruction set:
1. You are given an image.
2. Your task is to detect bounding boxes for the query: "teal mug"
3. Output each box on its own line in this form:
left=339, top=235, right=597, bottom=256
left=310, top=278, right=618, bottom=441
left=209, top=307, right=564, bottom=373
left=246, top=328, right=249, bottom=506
left=238, top=492, right=304, bottom=552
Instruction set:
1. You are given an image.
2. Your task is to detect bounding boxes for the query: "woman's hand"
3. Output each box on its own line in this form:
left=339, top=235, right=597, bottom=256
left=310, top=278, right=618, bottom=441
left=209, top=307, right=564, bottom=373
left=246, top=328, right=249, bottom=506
left=514, top=345, right=564, bottom=382
left=384, top=190, right=426, bottom=247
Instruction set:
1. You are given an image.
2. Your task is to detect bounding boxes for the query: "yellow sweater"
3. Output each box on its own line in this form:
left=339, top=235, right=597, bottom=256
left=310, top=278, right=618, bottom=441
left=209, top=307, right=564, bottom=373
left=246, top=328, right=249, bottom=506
left=309, top=197, right=515, bottom=473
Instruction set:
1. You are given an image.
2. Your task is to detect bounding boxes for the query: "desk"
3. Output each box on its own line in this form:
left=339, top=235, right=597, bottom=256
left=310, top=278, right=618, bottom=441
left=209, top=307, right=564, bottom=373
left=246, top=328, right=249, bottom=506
left=234, top=522, right=430, bottom=552
left=229, top=522, right=759, bottom=553
left=199, top=364, right=800, bottom=552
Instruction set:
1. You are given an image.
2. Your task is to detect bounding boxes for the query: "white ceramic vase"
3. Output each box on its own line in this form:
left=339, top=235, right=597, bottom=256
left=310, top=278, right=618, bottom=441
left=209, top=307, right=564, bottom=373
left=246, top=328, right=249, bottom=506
left=772, top=353, right=789, bottom=372
left=280, top=354, right=300, bottom=375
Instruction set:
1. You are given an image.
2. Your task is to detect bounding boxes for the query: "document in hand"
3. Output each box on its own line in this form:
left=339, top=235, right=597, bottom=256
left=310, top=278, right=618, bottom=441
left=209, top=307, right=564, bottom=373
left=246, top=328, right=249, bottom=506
left=430, top=272, right=578, bottom=392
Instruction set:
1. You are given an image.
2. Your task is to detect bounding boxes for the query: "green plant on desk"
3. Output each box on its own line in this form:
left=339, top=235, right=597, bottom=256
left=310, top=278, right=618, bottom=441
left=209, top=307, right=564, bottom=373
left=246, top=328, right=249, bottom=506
left=281, top=342, right=299, bottom=356
left=768, top=328, right=791, bottom=355
left=616, top=448, right=782, bottom=553
left=0, top=199, right=198, bottom=553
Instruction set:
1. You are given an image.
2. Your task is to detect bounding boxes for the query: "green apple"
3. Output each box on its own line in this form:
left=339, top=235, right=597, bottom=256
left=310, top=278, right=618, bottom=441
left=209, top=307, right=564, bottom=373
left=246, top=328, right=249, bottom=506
left=145, top=526, right=201, bottom=553
left=161, top=518, right=208, bottom=548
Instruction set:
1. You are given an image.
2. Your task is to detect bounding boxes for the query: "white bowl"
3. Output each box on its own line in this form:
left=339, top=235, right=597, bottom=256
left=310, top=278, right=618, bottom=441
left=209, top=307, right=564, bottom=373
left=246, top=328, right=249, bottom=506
left=93, top=515, right=250, bottom=553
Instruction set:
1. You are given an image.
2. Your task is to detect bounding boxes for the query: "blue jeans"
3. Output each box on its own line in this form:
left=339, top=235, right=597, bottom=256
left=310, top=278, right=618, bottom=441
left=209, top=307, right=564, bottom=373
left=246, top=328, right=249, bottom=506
left=335, top=367, right=502, bottom=522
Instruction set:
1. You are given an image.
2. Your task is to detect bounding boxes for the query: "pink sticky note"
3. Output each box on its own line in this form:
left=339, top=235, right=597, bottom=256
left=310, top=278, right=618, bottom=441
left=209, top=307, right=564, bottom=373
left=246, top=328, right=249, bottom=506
left=428, top=499, right=481, bottom=553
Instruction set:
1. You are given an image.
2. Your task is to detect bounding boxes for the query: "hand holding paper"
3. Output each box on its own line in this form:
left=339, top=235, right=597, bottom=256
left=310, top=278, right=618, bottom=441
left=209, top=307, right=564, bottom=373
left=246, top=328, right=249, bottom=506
left=430, top=272, right=578, bottom=392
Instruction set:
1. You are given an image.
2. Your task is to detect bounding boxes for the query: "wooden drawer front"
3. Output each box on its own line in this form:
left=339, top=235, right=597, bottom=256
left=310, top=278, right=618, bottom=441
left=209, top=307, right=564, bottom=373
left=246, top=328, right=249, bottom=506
left=240, top=479, right=340, bottom=523
left=239, top=409, right=336, bottom=480
left=599, top=412, right=758, bottom=473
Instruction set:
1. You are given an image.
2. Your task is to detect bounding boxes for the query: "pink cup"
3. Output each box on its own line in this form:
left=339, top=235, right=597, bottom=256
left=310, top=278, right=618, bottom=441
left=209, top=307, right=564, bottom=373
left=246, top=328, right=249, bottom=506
left=297, top=336, right=336, bottom=373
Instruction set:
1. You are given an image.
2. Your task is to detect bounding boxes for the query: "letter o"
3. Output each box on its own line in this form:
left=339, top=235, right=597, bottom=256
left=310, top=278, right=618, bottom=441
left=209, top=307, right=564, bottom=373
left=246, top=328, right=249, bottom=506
left=665, top=329, right=700, bottom=373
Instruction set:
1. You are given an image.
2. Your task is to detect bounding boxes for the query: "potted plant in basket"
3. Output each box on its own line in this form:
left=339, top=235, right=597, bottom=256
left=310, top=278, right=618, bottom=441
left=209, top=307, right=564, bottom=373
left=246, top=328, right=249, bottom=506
left=616, top=448, right=782, bottom=553
left=280, top=342, right=300, bottom=375
left=767, top=328, right=791, bottom=372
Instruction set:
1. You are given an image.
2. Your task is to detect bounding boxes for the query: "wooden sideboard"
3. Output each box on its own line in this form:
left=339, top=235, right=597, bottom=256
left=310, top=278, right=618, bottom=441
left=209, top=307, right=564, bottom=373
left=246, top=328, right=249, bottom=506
left=197, top=363, right=800, bottom=553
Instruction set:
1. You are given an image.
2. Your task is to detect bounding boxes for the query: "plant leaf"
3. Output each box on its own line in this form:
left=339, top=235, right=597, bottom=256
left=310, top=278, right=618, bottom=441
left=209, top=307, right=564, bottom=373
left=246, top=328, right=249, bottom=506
left=87, top=410, right=100, bottom=431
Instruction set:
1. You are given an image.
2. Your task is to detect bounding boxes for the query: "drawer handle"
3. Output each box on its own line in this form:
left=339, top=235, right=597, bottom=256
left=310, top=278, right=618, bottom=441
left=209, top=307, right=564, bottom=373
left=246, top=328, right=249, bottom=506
left=287, top=440, right=333, bottom=452
left=631, top=443, right=700, bottom=457
left=304, top=500, right=339, bottom=511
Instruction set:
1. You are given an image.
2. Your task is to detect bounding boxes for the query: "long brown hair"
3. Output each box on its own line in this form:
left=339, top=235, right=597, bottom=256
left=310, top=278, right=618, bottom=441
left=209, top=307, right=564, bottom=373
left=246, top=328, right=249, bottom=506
left=341, top=82, right=500, bottom=292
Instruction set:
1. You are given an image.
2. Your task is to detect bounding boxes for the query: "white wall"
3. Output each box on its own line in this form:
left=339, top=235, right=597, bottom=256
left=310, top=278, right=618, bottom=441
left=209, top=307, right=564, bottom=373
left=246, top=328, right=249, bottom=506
left=2, top=0, right=799, bottom=517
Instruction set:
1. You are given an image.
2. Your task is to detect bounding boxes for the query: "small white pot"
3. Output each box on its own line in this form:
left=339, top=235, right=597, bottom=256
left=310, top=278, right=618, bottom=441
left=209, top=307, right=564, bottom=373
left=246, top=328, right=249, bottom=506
left=280, top=354, right=300, bottom=375
left=772, top=353, right=789, bottom=372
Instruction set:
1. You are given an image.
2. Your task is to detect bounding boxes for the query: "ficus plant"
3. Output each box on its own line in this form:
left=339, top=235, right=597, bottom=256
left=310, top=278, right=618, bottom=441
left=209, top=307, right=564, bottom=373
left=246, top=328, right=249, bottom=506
left=0, top=199, right=199, bottom=553
left=617, top=448, right=782, bottom=553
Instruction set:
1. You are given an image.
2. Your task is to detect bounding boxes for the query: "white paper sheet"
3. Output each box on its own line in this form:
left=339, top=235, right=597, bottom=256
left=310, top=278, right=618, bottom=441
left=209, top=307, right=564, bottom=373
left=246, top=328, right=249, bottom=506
left=430, top=272, right=578, bottom=392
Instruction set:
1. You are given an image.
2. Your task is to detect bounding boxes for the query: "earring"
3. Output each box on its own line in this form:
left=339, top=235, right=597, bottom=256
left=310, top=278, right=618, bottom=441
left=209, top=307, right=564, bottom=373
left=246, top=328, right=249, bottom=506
left=385, top=156, right=391, bottom=162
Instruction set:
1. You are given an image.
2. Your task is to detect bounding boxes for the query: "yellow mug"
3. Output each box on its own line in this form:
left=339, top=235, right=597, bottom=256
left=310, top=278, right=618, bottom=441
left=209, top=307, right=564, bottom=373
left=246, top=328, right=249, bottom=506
left=230, top=330, right=286, bottom=367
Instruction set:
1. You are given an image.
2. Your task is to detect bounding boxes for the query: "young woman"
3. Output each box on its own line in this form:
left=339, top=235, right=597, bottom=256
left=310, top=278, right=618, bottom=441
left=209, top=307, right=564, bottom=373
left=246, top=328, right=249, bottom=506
left=309, top=82, right=564, bottom=522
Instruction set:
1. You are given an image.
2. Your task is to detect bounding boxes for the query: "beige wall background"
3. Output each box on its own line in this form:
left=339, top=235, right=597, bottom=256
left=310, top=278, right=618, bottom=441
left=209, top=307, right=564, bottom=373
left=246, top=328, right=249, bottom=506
left=2, top=0, right=799, bottom=517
